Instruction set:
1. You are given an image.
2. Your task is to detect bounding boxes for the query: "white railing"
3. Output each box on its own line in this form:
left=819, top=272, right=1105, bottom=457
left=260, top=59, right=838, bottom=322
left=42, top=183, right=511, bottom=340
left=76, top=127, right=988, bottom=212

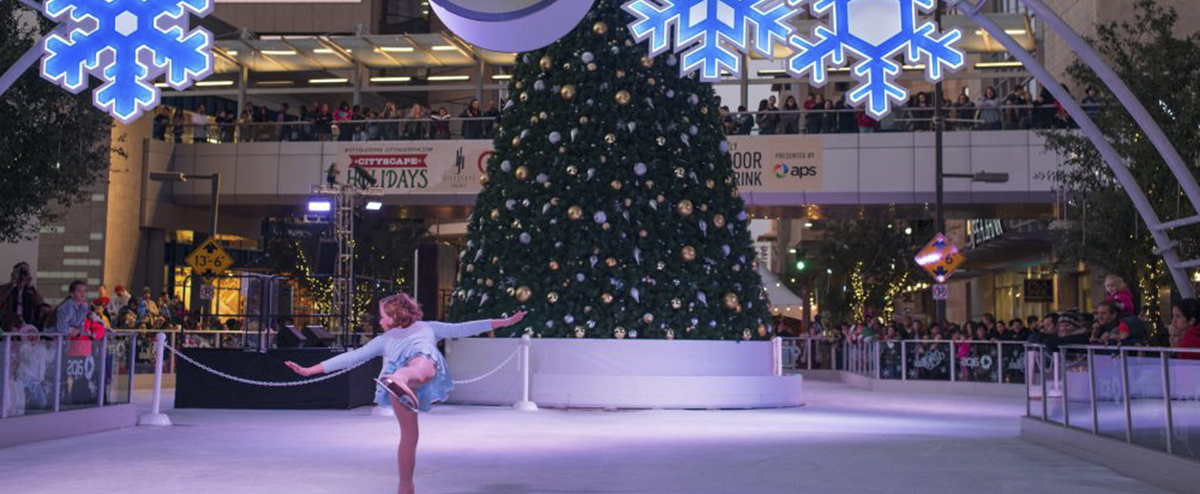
left=2, top=332, right=136, bottom=420
left=1024, top=343, right=1200, bottom=460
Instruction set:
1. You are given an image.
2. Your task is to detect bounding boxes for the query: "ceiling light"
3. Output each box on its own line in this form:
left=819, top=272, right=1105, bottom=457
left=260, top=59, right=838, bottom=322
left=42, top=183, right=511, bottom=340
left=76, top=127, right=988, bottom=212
left=370, top=76, right=412, bottom=83
left=309, top=78, right=349, bottom=84
left=196, top=80, right=234, bottom=87
left=376, top=47, right=415, bottom=53
left=261, top=49, right=298, bottom=56
left=365, top=201, right=383, bottom=211
left=307, top=201, right=331, bottom=213
left=492, top=74, right=513, bottom=80
left=427, top=75, right=470, bottom=81
left=431, top=45, right=458, bottom=51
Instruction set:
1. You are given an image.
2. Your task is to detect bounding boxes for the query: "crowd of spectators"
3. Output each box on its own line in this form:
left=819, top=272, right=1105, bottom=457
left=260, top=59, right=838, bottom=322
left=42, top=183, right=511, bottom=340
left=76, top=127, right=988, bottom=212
left=723, top=85, right=1095, bottom=136
left=792, top=275, right=1200, bottom=362
left=153, top=98, right=501, bottom=143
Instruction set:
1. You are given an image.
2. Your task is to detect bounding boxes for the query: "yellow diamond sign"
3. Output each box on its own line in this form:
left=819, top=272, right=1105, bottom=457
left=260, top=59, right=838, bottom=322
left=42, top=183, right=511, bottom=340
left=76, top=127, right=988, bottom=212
left=914, top=233, right=965, bottom=283
left=186, top=238, right=234, bottom=278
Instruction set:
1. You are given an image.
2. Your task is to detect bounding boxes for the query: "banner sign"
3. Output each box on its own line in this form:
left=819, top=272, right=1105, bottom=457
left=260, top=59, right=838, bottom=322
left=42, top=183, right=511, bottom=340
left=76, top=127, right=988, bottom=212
left=339, top=141, right=491, bottom=193
left=728, top=135, right=824, bottom=192
left=336, top=137, right=817, bottom=195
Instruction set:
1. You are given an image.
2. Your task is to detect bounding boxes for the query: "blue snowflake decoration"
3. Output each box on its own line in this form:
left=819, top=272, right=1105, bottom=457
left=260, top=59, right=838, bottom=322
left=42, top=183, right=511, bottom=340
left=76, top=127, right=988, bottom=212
left=40, top=0, right=214, bottom=124
left=623, top=0, right=798, bottom=81
left=787, top=0, right=964, bottom=119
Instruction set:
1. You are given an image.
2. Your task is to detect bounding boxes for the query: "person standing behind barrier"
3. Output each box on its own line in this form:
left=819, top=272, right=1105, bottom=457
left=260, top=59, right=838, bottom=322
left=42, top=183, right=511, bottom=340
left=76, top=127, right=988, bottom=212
left=735, top=105, right=754, bottom=135
left=975, top=86, right=1002, bottom=130
left=1, top=262, right=44, bottom=332
left=1103, top=275, right=1136, bottom=318
left=284, top=293, right=526, bottom=494
left=756, top=98, right=777, bottom=135
left=1171, top=298, right=1200, bottom=360
left=781, top=96, right=800, bottom=134
left=460, top=98, right=483, bottom=139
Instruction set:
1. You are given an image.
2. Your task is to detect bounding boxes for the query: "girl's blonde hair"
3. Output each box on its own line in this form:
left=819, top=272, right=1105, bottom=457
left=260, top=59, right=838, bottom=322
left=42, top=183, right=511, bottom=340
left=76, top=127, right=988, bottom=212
left=1105, top=274, right=1127, bottom=291
left=381, top=292, right=423, bottom=329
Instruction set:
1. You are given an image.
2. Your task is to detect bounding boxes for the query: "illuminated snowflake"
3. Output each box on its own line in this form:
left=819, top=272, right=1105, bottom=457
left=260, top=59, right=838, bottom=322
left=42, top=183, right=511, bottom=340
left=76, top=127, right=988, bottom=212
left=787, top=0, right=964, bottom=118
left=40, top=0, right=214, bottom=124
left=623, top=0, right=798, bottom=81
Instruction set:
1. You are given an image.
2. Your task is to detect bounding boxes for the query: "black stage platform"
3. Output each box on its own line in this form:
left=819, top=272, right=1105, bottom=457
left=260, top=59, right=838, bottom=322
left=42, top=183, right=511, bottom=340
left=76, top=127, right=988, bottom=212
left=175, top=349, right=381, bottom=409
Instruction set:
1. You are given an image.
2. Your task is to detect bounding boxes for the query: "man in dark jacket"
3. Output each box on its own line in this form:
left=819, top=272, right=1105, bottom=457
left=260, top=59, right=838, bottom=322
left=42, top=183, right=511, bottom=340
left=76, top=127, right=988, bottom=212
left=1, top=262, right=45, bottom=331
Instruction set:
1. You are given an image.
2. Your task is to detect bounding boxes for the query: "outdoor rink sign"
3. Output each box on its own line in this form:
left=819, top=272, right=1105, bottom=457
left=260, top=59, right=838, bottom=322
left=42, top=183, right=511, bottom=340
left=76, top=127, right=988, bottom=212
left=39, top=0, right=215, bottom=124
left=727, top=135, right=823, bottom=191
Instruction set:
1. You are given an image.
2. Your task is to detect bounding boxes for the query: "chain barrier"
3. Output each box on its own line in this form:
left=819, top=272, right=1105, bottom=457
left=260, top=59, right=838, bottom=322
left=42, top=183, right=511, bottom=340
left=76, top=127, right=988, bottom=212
left=163, top=342, right=372, bottom=387
left=163, top=342, right=523, bottom=388
left=452, top=346, right=521, bottom=385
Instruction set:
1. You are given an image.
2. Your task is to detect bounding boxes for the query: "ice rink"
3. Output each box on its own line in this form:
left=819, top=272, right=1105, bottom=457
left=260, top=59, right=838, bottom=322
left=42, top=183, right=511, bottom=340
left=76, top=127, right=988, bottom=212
left=0, top=381, right=1168, bottom=494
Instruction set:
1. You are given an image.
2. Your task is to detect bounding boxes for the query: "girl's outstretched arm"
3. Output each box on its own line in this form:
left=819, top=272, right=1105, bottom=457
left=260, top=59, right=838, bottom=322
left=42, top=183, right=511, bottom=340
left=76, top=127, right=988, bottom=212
left=285, top=332, right=388, bottom=376
left=430, top=311, right=527, bottom=340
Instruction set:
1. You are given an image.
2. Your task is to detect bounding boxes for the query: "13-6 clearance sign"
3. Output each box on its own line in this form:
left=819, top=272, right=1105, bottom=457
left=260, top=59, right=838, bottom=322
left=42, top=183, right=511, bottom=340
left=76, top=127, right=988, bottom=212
left=728, top=135, right=823, bottom=191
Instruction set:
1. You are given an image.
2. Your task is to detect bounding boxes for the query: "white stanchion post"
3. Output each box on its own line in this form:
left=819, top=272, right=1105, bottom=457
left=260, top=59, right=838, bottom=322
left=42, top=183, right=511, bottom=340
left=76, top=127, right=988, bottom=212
left=138, top=333, right=172, bottom=426
left=513, top=334, right=538, bottom=412
left=772, top=337, right=782, bottom=376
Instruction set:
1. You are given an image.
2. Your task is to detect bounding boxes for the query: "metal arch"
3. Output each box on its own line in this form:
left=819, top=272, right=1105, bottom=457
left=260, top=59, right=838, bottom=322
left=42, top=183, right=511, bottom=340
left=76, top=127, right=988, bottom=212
left=957, top=0, right=1197, bottom=297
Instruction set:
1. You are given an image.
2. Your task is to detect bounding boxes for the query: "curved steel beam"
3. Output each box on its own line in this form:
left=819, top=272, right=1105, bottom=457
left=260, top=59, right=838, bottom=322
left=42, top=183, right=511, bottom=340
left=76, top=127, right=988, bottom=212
left=963, top=6, right=1195, bottom=297
left=1018, top=0, right=1200, bottom=222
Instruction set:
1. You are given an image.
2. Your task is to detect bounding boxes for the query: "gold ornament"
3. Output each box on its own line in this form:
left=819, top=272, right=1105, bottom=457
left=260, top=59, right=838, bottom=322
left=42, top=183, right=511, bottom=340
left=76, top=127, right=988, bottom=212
left=643, top=313, right=654, bottom=324
left=723, top=293, right=739, bottom=310
left=515, top=166, right=529, bottom=181
left=615, top=90, right=632, bottom=106
left=530, top=116, right=540, bottom=125
left=677, top=199, right=694, bottom=217
left=490, top=209, right=500, bottom=221
left=614, top=326, right=626, bottom=339
left=674, top=167, right=685, bottom=178
left=656, top=194, right=665, bottom=203
left=539, top=55, right=553, bottom=71
left=699, top=204, right=708, bottom=212
left=610, top=180, right=622, bottom=190
left=514, top=81, right=523, bottom=90
left=602, top=293, right=614, bottom=304
left=671, top=298, right=683, bottom=309
left=580, top=116, right=589, bottom=125
left=566, top=165, right=578, bottom=176
left=519, top=92, right=528, bottom=102
left=639, top=229, right=648, bottom=238
left=701, top=106, right=709, bottom=115
left=511, top=136, right=521, bottom=147
left=550, top=197, right=561, bottom=206
left=560, top=84, right=577, bottom=100
left=558, top=146, right=566, bottom=154
left=466, top=264, right=475, bottom=273
left=602, top=222, right=611, bottom=231
left=615, top=69, right=626, bottom=78
left=516, top=286, right=532, bottom=303
left=568, top=205, right=584, bottom=220
left=587, top=62, right=598, bottom=72
left=713, top=214, right=726, bottom=228
left=506, top=287, right=515, bottom=297
left=593, top=21, right=608, bottom=35
left=485, top=278, right=494, bottom=287
left=624, top=198, right=633, bottom=207
left=546, top=292, right=559, bottom=304
left=605, top=257, right=618, bottom=268
left=656, top=136, right=666, bottom=146
left=475, top=278, right=483, bottom=286
left=605, top=133, right=617, bottom=144
left=491, top=256, right=499, bottom=266
left=706, top=179, right=715, bottom=189
left=647, top=77, right=656, bottom=86
left=549, top=261, right=560, bottom=271
left=645, top=180, right=655, bottom=189
left=640, top=55, right=654, bottom=68
left=681, top=245, right=697, bottom=262
left=539, top=111, right=548, bottom=120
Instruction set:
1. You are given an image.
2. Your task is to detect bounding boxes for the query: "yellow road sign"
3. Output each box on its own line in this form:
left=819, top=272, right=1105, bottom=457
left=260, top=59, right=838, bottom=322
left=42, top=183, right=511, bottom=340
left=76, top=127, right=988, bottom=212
left=914, top=233, right=965, bottom=283
left=186, top=238, right=234, bottom=278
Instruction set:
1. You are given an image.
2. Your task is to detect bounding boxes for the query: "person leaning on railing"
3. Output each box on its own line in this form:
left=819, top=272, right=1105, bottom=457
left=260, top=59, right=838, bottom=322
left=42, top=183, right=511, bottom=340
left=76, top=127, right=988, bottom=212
left=1170, top=298, right=1200, bottom=360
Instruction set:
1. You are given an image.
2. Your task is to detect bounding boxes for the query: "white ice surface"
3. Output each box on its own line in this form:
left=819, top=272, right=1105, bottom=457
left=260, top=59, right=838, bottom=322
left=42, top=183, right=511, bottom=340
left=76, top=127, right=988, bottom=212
left=0, top=381, right=1170, bottom=494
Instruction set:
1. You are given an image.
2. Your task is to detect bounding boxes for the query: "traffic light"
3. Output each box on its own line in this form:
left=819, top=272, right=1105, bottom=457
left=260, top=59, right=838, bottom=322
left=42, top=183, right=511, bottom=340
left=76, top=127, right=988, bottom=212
left=793, top=248, right=810, bottom=273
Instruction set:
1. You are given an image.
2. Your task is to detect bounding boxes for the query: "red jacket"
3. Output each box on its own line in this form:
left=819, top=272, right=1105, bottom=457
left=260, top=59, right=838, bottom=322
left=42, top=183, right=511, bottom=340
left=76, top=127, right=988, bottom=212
left=1179, top=325, right=1200, bottom=361
left=1105, top=289, right=1135, bottom=318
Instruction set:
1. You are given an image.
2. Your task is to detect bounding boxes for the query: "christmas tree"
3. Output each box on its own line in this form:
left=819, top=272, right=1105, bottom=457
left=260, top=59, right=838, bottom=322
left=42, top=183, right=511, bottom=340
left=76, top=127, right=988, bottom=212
left=448, top=0, right=770, bottom=340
